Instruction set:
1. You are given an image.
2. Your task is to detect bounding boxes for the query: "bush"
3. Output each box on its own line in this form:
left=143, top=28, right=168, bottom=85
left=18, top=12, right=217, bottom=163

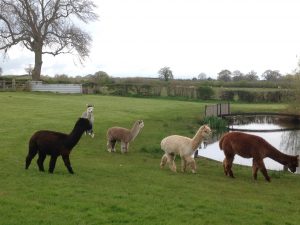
left=236, top=90, right=255, bottom=102
left=220, top=90, right=235, bottom=101
left=196, top=86, right=214, bottom=100
left=199, top=116, right=228, bottom=130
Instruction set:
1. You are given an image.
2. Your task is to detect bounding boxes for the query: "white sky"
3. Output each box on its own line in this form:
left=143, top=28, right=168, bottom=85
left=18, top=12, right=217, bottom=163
left=2, top=0, right=300, bottom=79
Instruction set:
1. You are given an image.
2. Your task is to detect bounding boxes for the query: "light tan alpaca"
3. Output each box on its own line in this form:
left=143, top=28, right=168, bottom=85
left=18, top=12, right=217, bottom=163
left=107, top=120, right=144, bottom=153
left=160, top=125, right=211, bottom=173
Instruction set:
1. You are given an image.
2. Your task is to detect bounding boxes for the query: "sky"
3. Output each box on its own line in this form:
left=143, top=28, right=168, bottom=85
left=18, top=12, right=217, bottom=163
left=1, top=0, right=300, bottom=79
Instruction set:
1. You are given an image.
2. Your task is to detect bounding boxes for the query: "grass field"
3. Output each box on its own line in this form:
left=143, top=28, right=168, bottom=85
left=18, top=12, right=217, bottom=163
left=0, top=92, right=299, bottom=225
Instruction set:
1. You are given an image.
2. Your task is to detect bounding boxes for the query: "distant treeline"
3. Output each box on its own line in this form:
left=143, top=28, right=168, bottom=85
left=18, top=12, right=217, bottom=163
left=0, top=74, right=297, bottom=103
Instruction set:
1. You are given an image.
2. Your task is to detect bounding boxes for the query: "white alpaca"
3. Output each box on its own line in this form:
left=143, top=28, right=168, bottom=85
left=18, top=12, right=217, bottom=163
left=160, top=125, right=211, bottom=173
left=107, top=120, right=144, bottom=153
left=81, top=104, right=94, bottom=138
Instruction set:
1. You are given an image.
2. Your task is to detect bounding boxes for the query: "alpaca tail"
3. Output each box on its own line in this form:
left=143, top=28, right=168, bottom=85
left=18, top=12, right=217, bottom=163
left=160, top=138, right=166, bottom=151
left=219, top=135, right=225, bottom=151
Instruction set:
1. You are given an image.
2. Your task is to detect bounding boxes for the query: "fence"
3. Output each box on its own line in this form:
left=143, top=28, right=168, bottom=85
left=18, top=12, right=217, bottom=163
left=30, top=81, right=82, bottom=94
left=205, top=103, right=230, bottom=117
left=0, top=79, right=29, bottom=91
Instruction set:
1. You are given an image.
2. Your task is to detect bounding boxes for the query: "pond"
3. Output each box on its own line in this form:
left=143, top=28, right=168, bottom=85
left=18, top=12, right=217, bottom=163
left=197, top=114, right=300, bottom=173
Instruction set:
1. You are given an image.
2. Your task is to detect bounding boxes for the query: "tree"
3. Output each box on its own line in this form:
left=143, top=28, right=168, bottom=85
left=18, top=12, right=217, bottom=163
left=198, top=72, right=207, bottom=80
left=232, top=70, right=244, bottom=81
left=261, top=70, right=282, bottom=81
left=245, top=70, right=259, bottom=81
left=25, top=64, right=33, bottom=76
left=0, top=67, right=2, bottom=76
left=217, top=69, right=231, bottom=82
left=92, top=71, right=112, bottom=84
left=0, top=0, right=98, bottom=81
left=158, top=67, right=173, bottom=81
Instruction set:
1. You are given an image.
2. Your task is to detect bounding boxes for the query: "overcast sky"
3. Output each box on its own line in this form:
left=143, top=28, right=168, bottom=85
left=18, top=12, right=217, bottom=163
left=1, top=0, right=300, bottom=79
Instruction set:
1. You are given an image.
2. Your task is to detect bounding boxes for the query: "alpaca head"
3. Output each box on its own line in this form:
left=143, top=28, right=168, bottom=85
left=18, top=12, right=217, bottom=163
left=76, top=118, right=92, bottom=131
left=86, top=104, right=94, bottom=114
left=287, top=155, right=299, bottom=173
left=136, top=120, right=144, bottom=129
left=201, top=125, right=212, bottom=138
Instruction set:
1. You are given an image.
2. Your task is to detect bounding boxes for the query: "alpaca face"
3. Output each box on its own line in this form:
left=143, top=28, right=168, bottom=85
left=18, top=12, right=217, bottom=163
left=288, top=155, right=299, bottom=173
left=202, top=125, right=212, bottom=138
left=137, top=120, right=144, bottom=129
left=87, top=106, right=94, bottom=114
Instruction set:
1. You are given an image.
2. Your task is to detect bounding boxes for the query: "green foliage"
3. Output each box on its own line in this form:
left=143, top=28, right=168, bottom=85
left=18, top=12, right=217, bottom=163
left=199, top=116, right=228, bottom=130
left=196, top=86, right=214, bottom=100
left=236, top=90, right=255, bottom=102
left=220, top=90, right=235, bottom=101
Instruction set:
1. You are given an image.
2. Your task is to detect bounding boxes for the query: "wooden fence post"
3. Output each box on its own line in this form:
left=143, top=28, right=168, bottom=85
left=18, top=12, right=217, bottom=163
left=12, top=79, right=16, bottom=90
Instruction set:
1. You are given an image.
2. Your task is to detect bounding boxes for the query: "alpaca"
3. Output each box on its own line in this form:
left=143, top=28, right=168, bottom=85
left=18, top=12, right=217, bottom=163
left=25, top=118, right=92, bottom=174
left=107, top=120, right=144, bottom=153
left=219, top=132, right=299, bottom=182
left=160, top=125, right=211, bottom=173
left=81, top=104, right=94, bottom=138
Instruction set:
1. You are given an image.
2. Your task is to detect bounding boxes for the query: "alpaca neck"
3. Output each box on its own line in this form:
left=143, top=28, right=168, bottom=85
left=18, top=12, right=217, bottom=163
left=130, top=124, right=141, bottom=141
left=67, top=126, right=85, bottom=149
left=267, top=145, right=294, bottom=166
left=191, top=128, right=205, bottom=151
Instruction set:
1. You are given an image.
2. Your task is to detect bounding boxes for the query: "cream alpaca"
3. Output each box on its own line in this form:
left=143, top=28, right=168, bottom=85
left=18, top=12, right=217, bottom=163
left=160, top=125, right=211, bottom=173
left=107, top=120, right=144, bottom=153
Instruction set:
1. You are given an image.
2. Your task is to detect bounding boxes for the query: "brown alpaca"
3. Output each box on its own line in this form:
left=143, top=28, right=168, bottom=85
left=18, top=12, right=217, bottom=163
left=219, top=132, right=299, bottom=182
left=107, top=120, right=144, bottom=153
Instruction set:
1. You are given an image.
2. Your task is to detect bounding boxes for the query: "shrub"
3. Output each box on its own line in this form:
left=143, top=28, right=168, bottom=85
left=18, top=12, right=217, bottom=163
left=199, top=116, right=228, bottom=130
left=220, top=90, right=235, bottom=101
left=196, top=86, right=214, bottom=100
left=236, top=90, right=255, bottom=102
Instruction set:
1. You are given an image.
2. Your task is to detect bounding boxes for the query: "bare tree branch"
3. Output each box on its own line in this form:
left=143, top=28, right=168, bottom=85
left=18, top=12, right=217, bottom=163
left=0, top=0, right=98, bottom=80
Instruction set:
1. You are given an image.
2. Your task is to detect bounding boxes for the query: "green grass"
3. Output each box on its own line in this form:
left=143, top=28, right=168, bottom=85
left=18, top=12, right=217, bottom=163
left=0, top=92, right=299, bottom=225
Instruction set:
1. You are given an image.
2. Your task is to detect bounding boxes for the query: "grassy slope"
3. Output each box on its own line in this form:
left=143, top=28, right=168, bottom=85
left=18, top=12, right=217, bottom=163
left=0, top=92, right=299, bottom=225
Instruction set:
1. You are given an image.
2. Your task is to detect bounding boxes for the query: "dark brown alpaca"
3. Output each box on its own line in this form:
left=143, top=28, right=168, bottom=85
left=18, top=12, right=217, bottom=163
left=25, top=118, right=92, bottom=174
left=219, top=132, right=299, bottom=182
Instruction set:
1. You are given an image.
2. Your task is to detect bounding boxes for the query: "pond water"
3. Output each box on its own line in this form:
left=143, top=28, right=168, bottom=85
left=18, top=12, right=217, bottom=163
left=197, top=114, right=300, bottom=173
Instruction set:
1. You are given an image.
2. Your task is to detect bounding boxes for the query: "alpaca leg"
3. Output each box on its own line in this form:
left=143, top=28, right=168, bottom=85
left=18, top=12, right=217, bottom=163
left=88, top=129, right=94, bottom=138
left=26, top=141, right=38, bottom=169
left=62, top=155, right=74, bottom=174
left=256, top=159, right=270, bottom=182
left=90, top=129, right=94, bottom=138
left=160, top=154, right=168, bottom=168
left=252, top=159, right=259, bottom=180
left=37, top=153, right=46, bottom=172
left=107, top=139, right=116, bottom=152
left=223, top=158, right=228, bottom=176
left=187, top=157, right=197, bottom=174
left=48, top=156, right=58, bottom=173
left=25, top=149, right=38, bottom=170
left=107, top=140, right=112, bottom=152
left=111, top=140, right=116, bottom=152
left=181, top=157, right=187, bottom=173
left=167, top=154, right=176, bottom=172
left=125, top=143, right=129, bottom=153
left=121, top=141, right=128, bottom=153
left=223, top=156, right=234, bottom=178
left=25, top=155, right=34, bottom=169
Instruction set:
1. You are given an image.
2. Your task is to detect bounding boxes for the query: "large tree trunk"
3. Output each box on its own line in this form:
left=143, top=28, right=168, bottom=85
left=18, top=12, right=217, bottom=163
left=32, top=47, right=43, bottom=81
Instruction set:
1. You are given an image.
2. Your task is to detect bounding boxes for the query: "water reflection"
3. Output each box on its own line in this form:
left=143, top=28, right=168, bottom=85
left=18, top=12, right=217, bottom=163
left=197, top=115, right=300, bottom=172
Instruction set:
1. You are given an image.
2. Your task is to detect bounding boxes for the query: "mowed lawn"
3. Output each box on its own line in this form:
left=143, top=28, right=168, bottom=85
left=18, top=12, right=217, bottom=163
left=0, top=92, right=299, bottom=225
